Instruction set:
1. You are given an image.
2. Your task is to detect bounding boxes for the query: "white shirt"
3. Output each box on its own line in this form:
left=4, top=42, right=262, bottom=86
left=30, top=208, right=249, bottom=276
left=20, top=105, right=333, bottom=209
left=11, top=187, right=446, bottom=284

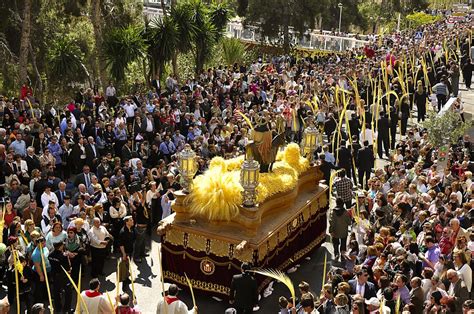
left=88, top=225, right=111, bottom=249
left=360, top=128, right=374, bottom=144
left=146, top=118, right=153, bottom=132
left=41, top=192, right=59, bottom=215
left=109, top=203, right=127, bottom=219
left=122, top=103, right=137, bottom=118
left=105, top=86, right=116, bottom=97
left=156, top=297, right=195, bottom=314
left=456, top=263, right=472, bottom=293
left=356, top=281, right=365, bottom=296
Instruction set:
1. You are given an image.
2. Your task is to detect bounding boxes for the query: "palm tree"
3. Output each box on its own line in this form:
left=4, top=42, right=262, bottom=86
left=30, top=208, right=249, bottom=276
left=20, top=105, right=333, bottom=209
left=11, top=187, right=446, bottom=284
left=189, top=0, right=231, bottom=76
left=221, top=37, right=246, bottom=65
left=146, top=16, right=178, bottom=80
left=209, top=1, right=231, bottom=38
left=170, top=2, right=196, bottom=77
left=102, top=25, right=146, bottom=83
left=47, top=37, right=92, bottom=87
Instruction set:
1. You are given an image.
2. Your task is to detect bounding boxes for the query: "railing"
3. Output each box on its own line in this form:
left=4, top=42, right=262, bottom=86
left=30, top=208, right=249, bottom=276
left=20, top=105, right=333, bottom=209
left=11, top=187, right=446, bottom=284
left=143, top=6, right=369, bottom=52
left=225, top=21, right=369, bottom=52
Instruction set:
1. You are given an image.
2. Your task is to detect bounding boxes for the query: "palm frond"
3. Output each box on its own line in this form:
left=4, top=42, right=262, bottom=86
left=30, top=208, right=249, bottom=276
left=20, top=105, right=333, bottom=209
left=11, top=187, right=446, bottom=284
left=47, top=37, right=85, bottom=80
left=170, top=2, right=197, bottom=54
left=102, top=25, right=146, bottom=82
left=221, top=37, right=246, bottom=65
left=209, top=0, right=232, bottom=37
left=148, top=16, right=178, bottom=69
left=252, top=269, right=295, bottom=304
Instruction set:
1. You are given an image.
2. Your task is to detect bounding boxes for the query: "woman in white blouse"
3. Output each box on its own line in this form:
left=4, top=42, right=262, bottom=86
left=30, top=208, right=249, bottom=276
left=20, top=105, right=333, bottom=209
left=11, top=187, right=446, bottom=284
left=453, top=251, right=472, bottom=293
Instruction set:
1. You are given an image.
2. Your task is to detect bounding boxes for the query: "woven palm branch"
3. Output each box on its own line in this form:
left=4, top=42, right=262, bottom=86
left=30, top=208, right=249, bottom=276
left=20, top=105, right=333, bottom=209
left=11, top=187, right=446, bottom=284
left=251, top=269, right=295, bottom=304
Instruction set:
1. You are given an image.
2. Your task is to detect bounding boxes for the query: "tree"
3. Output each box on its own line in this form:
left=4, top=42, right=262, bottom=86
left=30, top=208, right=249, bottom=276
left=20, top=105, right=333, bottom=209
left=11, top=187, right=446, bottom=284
left=146, top=16, right=178, bottom=80
left=406, top=12, right=441, bottom=29
left=47, top=36, right=92, bottom=88
left=170, top=1, right=197, bottom=77
left=90, top=0, right=107, bottom=88
left=102, top=25, right=146, bottom=83
left=422, top=110, right=471, bottom=148
left=19, top=0, right=32, bottom=84
left=188, top=0, right=231, bottom=75
left=245, top=0, right=326, bottom=53
left=321, top=0, right=364, bottom=32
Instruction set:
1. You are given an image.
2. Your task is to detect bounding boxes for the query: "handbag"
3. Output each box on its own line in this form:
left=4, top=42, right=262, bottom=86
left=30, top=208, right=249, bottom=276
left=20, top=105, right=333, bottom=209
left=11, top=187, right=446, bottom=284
left=118, top=258, right=130, bottom=282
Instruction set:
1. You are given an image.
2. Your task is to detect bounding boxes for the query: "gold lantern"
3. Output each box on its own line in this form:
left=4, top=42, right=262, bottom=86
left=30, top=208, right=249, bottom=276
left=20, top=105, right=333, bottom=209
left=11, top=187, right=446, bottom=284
left=302, top=125, right=319, bottom=163
left=177, top=144, right=198, bottom=193
left=240, top=156, right=260, bottom=207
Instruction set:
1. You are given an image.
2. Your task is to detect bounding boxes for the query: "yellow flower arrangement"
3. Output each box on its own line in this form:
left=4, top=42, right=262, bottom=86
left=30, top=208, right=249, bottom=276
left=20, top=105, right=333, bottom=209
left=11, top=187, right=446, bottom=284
left=186, top=143, right=309, bottom=221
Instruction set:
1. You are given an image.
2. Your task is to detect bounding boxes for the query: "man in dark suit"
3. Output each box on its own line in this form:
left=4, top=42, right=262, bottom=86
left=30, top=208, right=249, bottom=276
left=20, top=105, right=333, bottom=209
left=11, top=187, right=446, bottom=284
left=348, top=268, right=377, bottom=300
left=55, top=181, right=70, bottom=208
left=91, top=120, right=103, bottom=140
left=318, top=153, right=335, bottom=186
left=324, top=113, right=337, bottom=142
left=179, top=113, right=192, bottom=137
left=121, top=139, right=133, bottom=162
left=25, top=147, right=41, bottom=172
left=348, top=112, right=361, bottom=140
left=78, top=116, right=92, bottom=137
left=229, top=263, right=258, bottom=314
left=446, top=269, right=469, bottom=313
left=357, top=140, right=374, bottom=190
left=141, top=112, right=156, bottom=143
left=96, top=157, right=113, bottom=180
left=336, top=140, right=353, bottom=179
left=74, top=165, right=96, bottom=189
left=377, top=111, right=390, bottom=159
left=85, top=136, right=100, bottom=170
left=350, top=135, right=361, bottom=184
left=409, top=277, right=424, bottom=314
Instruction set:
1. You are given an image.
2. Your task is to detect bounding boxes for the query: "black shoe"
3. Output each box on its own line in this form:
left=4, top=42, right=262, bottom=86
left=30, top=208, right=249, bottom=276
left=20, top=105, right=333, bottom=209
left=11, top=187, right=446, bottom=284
left=135, top=258, right=142, bottom=263
left=141, top=253, right=149, bottom=257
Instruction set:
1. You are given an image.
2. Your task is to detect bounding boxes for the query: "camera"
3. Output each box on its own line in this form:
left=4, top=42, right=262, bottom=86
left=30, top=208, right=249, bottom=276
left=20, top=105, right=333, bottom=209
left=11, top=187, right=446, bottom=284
left=129, top=180, right=143, bottom=194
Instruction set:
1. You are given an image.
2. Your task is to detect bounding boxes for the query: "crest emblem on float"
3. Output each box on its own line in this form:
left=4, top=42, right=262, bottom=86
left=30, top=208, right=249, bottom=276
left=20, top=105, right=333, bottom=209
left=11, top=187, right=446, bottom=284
left=200, top=259, right=215, bottom=275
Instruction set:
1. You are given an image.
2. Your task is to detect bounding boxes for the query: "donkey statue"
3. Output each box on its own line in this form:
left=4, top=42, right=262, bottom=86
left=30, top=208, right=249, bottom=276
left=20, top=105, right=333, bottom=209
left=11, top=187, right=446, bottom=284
left=246, top=132, right=285, bottom=173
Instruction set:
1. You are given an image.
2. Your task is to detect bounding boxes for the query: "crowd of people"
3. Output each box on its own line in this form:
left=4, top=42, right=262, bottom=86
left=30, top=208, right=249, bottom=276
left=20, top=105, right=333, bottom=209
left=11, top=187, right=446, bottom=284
left=0, top=8, right=472, bottom=314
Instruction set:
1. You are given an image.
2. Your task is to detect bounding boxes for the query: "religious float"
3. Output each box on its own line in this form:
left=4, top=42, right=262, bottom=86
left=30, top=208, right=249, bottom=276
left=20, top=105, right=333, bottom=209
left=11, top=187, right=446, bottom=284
left=158, top=122, right=328, bottom=297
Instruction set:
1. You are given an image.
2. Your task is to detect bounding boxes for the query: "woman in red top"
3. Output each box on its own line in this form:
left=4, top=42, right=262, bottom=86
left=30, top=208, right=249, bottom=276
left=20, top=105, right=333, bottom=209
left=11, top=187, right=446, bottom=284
left=3, top=201, right=17, bottom=228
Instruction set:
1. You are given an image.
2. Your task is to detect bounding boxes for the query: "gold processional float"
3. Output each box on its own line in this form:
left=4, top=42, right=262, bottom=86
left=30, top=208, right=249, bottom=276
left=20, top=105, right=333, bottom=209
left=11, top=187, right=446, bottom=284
left=157, top=120, right=328, bottom=297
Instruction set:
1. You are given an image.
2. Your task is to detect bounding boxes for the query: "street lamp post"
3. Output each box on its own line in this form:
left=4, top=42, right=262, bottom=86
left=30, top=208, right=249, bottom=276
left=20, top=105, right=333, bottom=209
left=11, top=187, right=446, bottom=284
left=338, top=3, right=343, bottom=34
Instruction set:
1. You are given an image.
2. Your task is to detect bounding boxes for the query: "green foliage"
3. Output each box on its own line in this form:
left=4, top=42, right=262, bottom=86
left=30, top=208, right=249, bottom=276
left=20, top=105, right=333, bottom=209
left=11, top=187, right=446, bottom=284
left=422, top=110, right=472, bottom=147
left=246, top=0, right=327, bottom=52
left=236, top=0, right=248, bottom=17
left=221, top=37, right=246, bottom=65
left=47, top=36, right=87, bottom=84
left=406, top=12, right=441, bottom=29
left=103, top=25, right=146, bottom=82
left=209, top=1, right=233, bottom=38
left=321, top=0, right=364, bottom=32
left=146, top=16, right=178, bottom=78
left=170, top=2, right=197, bottom=54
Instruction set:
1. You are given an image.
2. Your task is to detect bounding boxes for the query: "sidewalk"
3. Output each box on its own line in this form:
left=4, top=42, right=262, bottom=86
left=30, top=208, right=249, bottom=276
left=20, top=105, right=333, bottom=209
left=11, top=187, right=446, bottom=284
left=459, top=84, right=474, bottom=138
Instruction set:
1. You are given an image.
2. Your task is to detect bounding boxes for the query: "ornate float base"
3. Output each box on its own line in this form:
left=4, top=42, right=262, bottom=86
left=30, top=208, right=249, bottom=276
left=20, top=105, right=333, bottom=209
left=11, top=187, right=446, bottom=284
left=160, top=184, right=328, bottom=297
